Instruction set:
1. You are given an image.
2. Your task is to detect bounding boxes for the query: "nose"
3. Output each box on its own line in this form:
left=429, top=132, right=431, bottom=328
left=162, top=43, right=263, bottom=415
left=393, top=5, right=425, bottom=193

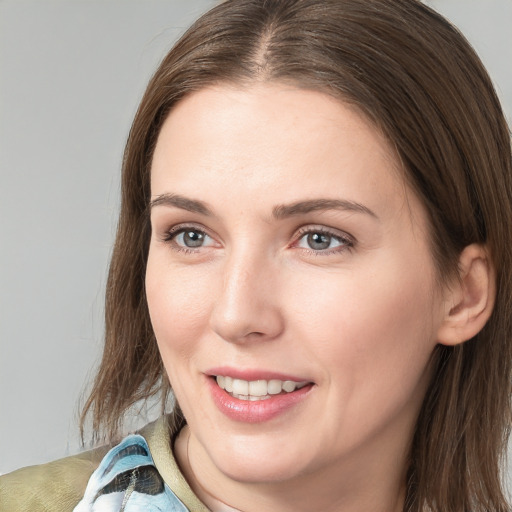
left=209, top=250, right=285, bottom=344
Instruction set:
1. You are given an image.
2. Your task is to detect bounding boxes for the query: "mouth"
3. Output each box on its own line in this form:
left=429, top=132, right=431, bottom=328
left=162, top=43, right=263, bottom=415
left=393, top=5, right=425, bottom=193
left=206, top=368, right=315, bottom=422
left=214, top=375, right=310, bottom=401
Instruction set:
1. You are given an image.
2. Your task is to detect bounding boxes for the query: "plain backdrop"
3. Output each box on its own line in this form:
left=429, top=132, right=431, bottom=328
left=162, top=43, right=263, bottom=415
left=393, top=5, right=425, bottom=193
left=1, top=0, right=511, bottom=478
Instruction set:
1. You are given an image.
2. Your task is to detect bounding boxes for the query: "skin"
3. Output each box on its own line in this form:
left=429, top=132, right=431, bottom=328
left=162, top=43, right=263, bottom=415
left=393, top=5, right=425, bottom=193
left=146, top=84, right=452, bottom=512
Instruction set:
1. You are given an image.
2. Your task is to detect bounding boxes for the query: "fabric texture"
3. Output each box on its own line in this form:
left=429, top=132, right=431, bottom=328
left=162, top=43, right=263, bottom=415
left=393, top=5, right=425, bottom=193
left=0, top=417, right=209, bottom=512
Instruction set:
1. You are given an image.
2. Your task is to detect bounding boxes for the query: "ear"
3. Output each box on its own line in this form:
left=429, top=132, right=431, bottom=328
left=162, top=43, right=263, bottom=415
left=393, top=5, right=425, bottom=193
left=437, top=244, right=496, bottom=346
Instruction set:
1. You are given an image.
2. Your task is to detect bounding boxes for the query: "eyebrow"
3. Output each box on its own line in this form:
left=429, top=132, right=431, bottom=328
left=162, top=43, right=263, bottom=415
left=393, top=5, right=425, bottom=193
left=149, top=194, right=377, bottom=219
left=150, top=194, right=212, bottom=215
left=272, top=199, right=377, bottom=219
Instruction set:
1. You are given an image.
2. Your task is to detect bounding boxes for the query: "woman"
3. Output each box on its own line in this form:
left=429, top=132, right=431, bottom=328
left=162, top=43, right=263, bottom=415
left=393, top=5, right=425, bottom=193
left=1, top=0, right=511, bottom=510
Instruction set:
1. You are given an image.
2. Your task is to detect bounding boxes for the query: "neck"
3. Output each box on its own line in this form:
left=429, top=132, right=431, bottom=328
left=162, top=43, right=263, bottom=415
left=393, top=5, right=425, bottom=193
left=174, top=425, right=409, bottom=512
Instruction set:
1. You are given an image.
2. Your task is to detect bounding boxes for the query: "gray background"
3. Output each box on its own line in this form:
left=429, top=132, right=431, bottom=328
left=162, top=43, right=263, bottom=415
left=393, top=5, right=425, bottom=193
left=1, top=0, right=511, bottom=478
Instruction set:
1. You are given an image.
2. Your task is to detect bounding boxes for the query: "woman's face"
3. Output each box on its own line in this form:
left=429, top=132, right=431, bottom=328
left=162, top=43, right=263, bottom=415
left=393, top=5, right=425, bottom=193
left=146, top=84, right=446, bottom=486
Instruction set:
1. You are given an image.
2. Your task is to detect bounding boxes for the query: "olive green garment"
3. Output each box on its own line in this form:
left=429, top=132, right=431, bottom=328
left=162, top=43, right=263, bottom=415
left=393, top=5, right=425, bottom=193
left=0, top=416, right=209, bottom=512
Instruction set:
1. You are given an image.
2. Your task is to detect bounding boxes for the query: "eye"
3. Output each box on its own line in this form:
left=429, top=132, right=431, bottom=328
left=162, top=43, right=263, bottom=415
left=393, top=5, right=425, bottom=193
left=295, top=228, right=353, bottom=253
left=175, top=229, right=208, bottom=248
left=164, top=226, right=216, bottom=250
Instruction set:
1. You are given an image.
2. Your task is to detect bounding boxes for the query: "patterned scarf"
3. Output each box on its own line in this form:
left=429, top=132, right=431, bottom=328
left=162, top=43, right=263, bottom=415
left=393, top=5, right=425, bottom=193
left=74, top=435, right=189, bottom=511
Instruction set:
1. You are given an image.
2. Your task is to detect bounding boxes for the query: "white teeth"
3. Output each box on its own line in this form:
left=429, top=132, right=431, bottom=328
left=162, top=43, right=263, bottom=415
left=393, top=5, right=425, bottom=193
left=267, top=379, right=282, bottom=395
left=224, top=376, right=233, bottom=392
left=248, top=380, right=267, bottom=397
left=231, top=378, right=249, bottom=395
left=282, top=380, right=297, bottom=392
left=215, top=376, right=309, bottom=400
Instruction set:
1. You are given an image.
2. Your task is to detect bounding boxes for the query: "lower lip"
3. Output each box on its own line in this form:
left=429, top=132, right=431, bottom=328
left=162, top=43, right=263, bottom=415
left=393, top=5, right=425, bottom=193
left=207, top=377, right=313, bottom=423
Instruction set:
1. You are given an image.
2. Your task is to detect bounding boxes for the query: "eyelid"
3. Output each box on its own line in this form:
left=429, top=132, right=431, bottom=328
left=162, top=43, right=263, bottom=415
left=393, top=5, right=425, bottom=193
left=160, top=223, right=221, bottom=254
left=295, top=224, right=353, bottom=239
left=292, top=225, right=355, bottom=253
left=161, top=222, right=212, bottom=241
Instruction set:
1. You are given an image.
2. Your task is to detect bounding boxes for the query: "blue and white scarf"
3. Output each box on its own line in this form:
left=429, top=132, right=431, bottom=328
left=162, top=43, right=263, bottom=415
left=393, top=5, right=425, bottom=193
left=74, top=435, right=189, bottom=511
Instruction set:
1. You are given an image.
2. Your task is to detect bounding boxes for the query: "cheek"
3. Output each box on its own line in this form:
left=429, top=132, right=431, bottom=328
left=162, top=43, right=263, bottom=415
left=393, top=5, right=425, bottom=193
left=145, top=254, right=215, bottom=366
left=285, top=254, right=439, bottom=400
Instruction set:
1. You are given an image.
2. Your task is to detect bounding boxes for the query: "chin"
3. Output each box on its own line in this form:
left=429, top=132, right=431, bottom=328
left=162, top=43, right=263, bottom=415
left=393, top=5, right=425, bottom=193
left=205, top=435, right=314, bottom=484
left=219, top=458, right=303, bottom=484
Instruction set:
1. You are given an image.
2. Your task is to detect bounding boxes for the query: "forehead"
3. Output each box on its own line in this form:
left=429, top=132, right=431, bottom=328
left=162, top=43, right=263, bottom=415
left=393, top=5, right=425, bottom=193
left=151, top=84, right=403, bottom=202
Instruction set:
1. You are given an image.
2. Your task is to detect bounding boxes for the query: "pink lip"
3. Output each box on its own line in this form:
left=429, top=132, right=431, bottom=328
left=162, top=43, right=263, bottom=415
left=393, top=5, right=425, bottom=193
left=206, top=366, right=310, bottom=382
left=206, top=374, right=314, bottom=423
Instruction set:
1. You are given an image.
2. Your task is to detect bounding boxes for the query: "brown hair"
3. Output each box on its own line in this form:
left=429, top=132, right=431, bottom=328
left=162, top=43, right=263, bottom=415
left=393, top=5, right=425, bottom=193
left=80, top=0, right=512, bottom=510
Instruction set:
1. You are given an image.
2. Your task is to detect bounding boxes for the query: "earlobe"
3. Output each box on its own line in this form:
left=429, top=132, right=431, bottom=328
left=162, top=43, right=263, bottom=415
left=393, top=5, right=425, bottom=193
left=437, top=244, right=496, bottom=346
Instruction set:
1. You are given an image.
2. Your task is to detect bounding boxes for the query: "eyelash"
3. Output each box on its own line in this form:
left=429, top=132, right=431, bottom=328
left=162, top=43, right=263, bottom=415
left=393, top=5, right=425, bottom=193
left=161, top=224, right=213, bottom=254
left=293, top=226, right=355, bottom=256
left=161, top=224, right=355, bottom=256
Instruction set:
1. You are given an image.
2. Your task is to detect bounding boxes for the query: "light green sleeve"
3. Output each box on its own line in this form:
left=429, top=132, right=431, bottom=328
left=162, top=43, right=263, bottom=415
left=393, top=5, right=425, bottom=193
left=0, top=446, right=109, bottom=512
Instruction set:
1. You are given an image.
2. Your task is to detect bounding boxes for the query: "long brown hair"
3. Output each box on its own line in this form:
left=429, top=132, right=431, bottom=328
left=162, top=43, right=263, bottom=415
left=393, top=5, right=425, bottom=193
left=80, top=1, right=512, bottom=510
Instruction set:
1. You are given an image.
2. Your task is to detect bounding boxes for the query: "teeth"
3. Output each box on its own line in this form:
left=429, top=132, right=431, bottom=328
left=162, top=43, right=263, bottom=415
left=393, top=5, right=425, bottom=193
left=282, top=380, right=297, bottom=392
left=268, top=379, right=282, bottom=395
left=249, top=380, right=267, bottom=396
left=231, top=379, right=249, bottom=395
left=224, top=376, right=233, bottom=392
left=215, top=376, right=308, bottom=400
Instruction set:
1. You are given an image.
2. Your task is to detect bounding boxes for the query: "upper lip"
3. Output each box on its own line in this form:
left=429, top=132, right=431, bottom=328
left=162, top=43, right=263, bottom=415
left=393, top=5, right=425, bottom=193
left=205, top=366, right=313, bottom=383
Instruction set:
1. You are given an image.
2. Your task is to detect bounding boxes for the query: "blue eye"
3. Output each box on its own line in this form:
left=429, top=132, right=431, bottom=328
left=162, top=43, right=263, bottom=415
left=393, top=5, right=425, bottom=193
left=176, top=230, right=207, bottom=247
left=296, top=229, right=351, bottom=252
left=165, top=227, right=215, bottom=249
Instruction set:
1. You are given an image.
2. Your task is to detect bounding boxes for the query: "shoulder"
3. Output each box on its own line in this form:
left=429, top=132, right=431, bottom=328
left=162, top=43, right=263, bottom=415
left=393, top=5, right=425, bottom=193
left=0, top=446, right=109, bottom=512
left=0, top=418, right=208, bottom=512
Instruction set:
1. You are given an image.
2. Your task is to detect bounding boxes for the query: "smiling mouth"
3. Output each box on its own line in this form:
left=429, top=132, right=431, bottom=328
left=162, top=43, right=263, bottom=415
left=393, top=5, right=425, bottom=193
left=214, top=375, right=310, bottom=401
